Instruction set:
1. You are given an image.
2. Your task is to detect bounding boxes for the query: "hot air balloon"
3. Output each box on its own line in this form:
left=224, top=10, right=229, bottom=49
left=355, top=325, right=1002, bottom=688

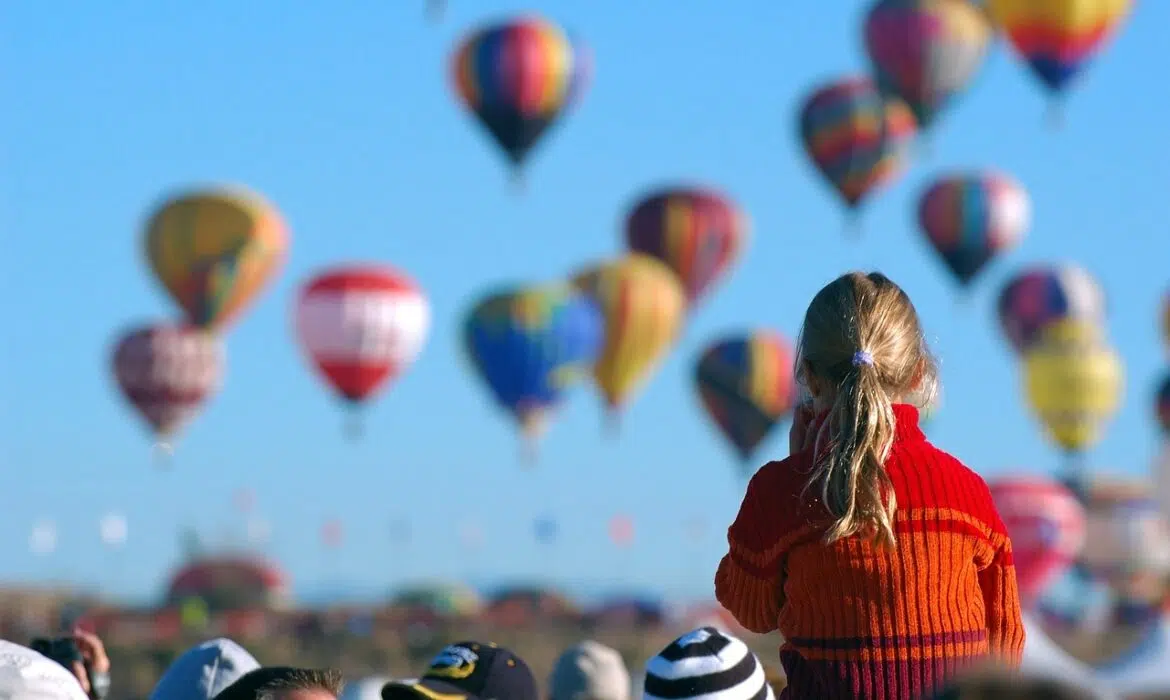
left=463, top=283, right=604, bottom=457
left=918, top=171, right=1030, bottom=287
left=450, top=16, right=590, bottom=183
left=694, top=331, right=796, bottom=474
left=624, top=187, right=747, bottom=306
left=798, top=77, right=917, bottom=223
left=989, top=476, right=1085, bottom=607
left=111, top=323, right=223, bottom=458
left=1023, top=319, right=1123, bottom=460
left=997, top=264, right=1105, bottom=355
left=1081, top=481, right=1170, bottom=601
left=571, top=255, right=686, bottom=427
left=987, top=0, right=1133, bottom=117
left=863, top=0, right=992, bottom=131
left=1156, top=373, right=1170, bottom=437
left=144, top=187, right=288, bottom=332
left=1161, top=291, right=1170, bottom=356
left=293, top=265, right=430, bottom=437
left=427, top=0, right=444, bottom=21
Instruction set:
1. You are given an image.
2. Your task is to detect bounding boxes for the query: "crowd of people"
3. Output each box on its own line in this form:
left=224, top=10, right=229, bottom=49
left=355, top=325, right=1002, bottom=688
left=0, top=625, right=1110, bottom=700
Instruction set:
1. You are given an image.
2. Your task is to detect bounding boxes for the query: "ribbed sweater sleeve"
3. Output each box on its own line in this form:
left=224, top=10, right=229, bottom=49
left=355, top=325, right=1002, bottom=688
left=715, top=474, right=782, bottom=634
left=979, top=529, right=1026, bottom=665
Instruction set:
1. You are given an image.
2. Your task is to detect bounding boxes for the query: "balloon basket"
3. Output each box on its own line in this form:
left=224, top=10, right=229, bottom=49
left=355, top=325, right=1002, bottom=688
left=344, top=412, right=364, bottom=442
left=843, top=210, right=862, bottom=239
left=509, top=168, right=527, bottom=194
left=519, top=439, right=539, bottom=469
left=152, top=441, right=174, bottom=470
left=604, top=410, right=621, bottom=438
left=1045, top=100, right=1065, bottom=131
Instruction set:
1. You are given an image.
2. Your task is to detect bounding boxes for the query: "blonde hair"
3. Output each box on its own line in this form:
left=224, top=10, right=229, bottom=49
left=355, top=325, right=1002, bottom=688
left=797, top=272, right=938, bottom=548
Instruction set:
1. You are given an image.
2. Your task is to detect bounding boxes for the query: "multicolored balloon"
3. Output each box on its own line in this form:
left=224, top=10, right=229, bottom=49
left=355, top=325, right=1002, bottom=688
left=1156, top=373, right=1170, bottom=437
left=144, top=187, right=288, bottom=332
left=989, top=476, right=1085, bottom=608
left=463, top=283, right=604, bottom=450
left=798, top=77, right=917, bottom=215
left=864, top=0, right=992, bottom=130
left=987, top=0, right=1133, bottom=97
left=694, top=331, right=796, bottom=472
left=293, top=265, right=430, bottom=434
left=572, top=255, right=686, bottom=422
left=918, top=171, right=1030, bottom=286
left=450, top=16, right=590, bottom=179
left=1161, top=290, right=1170, bottom=356
left=111, top=323, right=223, bottom=451
left=625, top=187, right=747, bottom=306
left=997, top=264, right=1105, bottom=355
left=1023, top=319, right=1123, bottom=455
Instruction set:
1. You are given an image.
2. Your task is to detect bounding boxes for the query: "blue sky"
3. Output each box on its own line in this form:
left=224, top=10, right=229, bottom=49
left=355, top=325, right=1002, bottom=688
left=2, top=1, right=1166, bottom=604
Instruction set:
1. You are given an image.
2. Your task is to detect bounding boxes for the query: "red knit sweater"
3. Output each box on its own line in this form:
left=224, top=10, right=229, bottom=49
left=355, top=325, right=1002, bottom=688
left=715, top=404, right=1024, bottom=699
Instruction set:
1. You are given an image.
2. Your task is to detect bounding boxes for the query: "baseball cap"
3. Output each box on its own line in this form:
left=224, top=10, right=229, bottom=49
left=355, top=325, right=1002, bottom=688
left=382, top=642, right=536, bottom=700
left=549, top=641, right=630, bottom=700
left=0, top=640, right=89, bottom=700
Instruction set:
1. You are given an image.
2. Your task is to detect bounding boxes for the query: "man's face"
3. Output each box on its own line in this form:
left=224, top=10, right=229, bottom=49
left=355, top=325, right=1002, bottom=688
left=275, top=690, right=337, bottom=700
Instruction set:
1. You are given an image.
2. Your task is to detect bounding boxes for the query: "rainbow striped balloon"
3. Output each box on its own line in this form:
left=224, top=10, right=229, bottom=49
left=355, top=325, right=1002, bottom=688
left=798, top=77, right=917, bottom=213
left=987, top=0, right=1133, bottom=95
left=864, top=0, right=992, bottom=129
left=451, top=16, right=590, bottom=174
left=625, top=187, right=748, bottom=306
left=695, top=331, right=796, bottom=471
left=1157, top=372, right=1170, bottom=437
left=918, top=172, right=1030, bottom=287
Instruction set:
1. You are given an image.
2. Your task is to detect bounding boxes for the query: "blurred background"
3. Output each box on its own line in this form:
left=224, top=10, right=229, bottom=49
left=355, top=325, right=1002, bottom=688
left=2, top=0, right=1168, bottom=697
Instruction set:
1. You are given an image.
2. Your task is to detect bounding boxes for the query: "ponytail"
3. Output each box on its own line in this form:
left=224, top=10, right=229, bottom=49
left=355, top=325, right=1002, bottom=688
left=812, top=353, right=898, bottom=548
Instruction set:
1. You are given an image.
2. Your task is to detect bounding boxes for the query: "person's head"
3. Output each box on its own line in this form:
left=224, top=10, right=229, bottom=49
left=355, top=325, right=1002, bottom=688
left=797, top=271, right=937, bottom=548
left=150, top=637, right=260, bottom=700
left=212, top=667, right=342, bottom=700
left=643, top=627, right=773, bottom=700
left=381, top=642, right=537, bottom=700
left=549, top=641, right=630, bottom=700
left=932, top=666, right=1106, bottom=699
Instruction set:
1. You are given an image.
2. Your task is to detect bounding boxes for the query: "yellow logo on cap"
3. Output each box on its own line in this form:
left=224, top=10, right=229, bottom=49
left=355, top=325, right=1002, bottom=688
left=427, top=645, right=478, bottom=680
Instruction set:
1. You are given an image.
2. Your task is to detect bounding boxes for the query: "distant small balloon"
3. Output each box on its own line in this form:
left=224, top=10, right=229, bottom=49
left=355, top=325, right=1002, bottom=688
left=99, top=513, right=128, bottom=547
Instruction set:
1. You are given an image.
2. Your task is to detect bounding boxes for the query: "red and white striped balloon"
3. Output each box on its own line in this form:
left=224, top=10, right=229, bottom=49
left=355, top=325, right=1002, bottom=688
left=111, top=323, right=223, bottom=445
left=293, top=265, right=429, bottom=412
left=989, top=475, right=1085, bottom=607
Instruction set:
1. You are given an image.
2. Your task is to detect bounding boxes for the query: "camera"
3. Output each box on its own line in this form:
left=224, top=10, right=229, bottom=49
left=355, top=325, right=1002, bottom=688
left=29, top=637, right=109, bottom=700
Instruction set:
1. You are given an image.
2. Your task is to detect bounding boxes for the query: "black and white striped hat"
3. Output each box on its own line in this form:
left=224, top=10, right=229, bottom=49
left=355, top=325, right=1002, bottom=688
left=643, top=627, right=775, bottom=700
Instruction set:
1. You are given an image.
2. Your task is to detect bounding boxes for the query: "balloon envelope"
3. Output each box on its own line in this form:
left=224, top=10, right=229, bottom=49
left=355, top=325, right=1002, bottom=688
left=864, top=0, right=992, bottom=128
left=625, top=187, right=747, bottom=305
left=694, top=331, right=796, bottom=470
left=987, top=0, right=1133, bottom=94
left=111, top=324, right=223, bottom=439
left=294, top=265, right=430, bottom=404
left=918, top=171, right=1029, bottom=286
left=572, top=255, right=686, bottom=412
left=997, top=264, right=1105, bottom=355
left=463, top=283, right=604, bottom=439
left=989, top=476, right=1084, bottom=607
left=798, top=77, right=917, bottom=211
left=450, top=15, right=590, bottom=171
left=144, top=187, right=287, bottom=331
left=1023, top=320, right=1123, bottom=454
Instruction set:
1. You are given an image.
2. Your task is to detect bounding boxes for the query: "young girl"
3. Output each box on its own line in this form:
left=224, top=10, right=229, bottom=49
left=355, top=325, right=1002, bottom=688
left=715, top=272, right=1024, bottom=699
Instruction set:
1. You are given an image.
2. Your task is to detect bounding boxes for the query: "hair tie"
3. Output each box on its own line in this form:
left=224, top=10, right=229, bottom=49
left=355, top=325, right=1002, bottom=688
left=852, top=350, right=874, bottom=368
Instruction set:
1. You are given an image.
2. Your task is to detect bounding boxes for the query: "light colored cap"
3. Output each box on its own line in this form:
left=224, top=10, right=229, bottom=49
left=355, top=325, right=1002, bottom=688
left=0, top=640, right=88, bottom=700
left=549, top=641, right=630, bottom=700
left=340, top=676, right=392, bottom=700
